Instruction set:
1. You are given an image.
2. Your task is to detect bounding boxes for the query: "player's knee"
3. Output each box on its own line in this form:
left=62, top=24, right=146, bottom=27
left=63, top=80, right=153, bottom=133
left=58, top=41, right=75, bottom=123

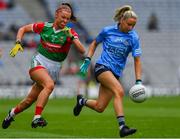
left=119, top=90, right=125, bottom=97
left=44, top=81, right=55, bottom=94
left=114, top=88, right=124, bottom=98
left=95, top=106, right=105, bottom=113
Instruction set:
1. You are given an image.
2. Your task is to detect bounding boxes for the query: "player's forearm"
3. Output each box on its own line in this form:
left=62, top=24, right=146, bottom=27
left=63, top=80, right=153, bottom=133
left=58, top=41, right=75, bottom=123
left=16, top=24, right=33, bottom=41
left=87, top=40, right=98, bottom=58
left=134, top=57, right=142, bottom=80
left=73, top=39, right=86, bottom=54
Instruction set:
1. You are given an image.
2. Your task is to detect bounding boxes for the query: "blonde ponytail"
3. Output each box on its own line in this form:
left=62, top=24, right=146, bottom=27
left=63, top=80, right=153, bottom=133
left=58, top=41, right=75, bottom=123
left=113, top=5, right=137, bottom=22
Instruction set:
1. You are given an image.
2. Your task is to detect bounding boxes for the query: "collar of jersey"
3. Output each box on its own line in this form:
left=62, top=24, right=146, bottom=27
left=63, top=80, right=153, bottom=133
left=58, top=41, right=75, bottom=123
left=53, top=27, right=62, bottom=34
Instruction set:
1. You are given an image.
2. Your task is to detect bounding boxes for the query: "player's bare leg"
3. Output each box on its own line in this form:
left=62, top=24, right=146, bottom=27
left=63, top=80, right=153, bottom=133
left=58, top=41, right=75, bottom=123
left=2, top=83, right=42, bottom=129
left=30, top=68, right=54, bottom=128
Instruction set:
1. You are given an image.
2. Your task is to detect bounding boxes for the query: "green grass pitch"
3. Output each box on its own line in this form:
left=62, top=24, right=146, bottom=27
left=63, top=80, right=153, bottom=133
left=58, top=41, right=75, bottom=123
left=0, top=96, right=180, bottom=138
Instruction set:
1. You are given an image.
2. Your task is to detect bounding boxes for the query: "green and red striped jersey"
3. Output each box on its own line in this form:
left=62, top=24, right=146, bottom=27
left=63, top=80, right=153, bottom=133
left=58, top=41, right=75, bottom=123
left=33, top=22, right=78, bottom=62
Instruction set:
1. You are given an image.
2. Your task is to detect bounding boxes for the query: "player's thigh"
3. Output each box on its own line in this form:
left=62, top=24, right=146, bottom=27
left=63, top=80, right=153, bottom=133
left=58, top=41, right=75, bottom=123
left=97, top=71, right=123, bottom=94
left=97, top=84, right=113, bottom=109
left=30, top=68, right=54, bottom=86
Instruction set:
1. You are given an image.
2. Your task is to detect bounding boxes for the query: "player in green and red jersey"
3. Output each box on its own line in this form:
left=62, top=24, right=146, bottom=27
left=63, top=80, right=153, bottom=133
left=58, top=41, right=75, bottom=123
left=2, top=3, right=86, bottom=129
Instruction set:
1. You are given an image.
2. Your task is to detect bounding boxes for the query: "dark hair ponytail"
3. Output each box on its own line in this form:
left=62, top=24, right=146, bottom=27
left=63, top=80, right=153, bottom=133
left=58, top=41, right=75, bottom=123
left=61, top=3, right=77, bottom=22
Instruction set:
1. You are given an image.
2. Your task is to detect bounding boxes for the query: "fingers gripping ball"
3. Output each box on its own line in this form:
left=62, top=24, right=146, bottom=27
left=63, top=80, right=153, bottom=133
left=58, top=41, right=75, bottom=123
left=129, top=84, right=147, bottom=103
left=9, top=41, right=24, bottom=57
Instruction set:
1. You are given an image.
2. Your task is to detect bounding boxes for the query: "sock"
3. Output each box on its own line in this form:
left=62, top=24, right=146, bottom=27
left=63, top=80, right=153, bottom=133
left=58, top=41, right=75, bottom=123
left=33, top=115, right=41, bottom=121
left=33, top=106, right=43, bottom=121
left=9, top=108, right=15, bottom=117
left=117, top=116, right=125, bottom=130
left=14, top=107, right=21, bottom=114
left=10, top=107, right=21, bottom=117
left=35, top=106, right=43, bottom=116
left=79, top=98, right=87, bottom=106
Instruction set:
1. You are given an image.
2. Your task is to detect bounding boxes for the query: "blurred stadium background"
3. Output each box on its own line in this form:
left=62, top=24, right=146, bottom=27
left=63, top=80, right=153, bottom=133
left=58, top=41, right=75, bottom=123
left=0, top=0, right=180, bottom=98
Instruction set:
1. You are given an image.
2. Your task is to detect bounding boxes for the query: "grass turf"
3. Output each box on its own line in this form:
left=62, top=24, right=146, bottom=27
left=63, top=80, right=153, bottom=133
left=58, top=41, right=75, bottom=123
left=0, top=96, right=180, bottom=138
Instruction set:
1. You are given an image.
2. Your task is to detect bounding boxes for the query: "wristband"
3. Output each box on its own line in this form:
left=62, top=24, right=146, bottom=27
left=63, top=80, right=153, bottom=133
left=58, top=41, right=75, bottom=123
left=16, top=40, right=21, bottom=44
left=15, top=40, right=24, bottom=47
left=136, top=79, right=142, bottom=82
left=136, top=79, right=142, bottom=84
left=86, top=57, right=91, bottom=61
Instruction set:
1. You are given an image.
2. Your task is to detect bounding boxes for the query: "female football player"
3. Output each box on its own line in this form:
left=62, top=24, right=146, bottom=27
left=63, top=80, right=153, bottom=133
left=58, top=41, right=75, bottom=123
left=2, top=3, right=85, bottom=129
left=73, top=5, right=143, bottom=137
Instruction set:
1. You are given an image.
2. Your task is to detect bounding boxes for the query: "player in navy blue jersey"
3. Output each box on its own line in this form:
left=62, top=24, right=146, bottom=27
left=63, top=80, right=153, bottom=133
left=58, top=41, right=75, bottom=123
left=73, top=5, right=143, bottom=137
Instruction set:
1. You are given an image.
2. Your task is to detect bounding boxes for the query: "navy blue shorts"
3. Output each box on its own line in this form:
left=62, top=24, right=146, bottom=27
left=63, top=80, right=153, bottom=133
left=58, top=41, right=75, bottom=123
left=94, top=63, right=119, bottom=82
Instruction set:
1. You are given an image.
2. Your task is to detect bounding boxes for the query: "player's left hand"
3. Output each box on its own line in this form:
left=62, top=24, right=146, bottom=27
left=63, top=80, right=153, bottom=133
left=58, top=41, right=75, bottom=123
left=9, top=41, right=24, bottom=57
left=62, top=27, right=74, bottom=40
left=80, top=57, right=91, bottom=74
left=135, top=79, right=142, bottom=84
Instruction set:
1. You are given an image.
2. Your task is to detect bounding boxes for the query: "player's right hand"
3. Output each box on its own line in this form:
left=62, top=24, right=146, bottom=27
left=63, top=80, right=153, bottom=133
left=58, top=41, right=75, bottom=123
left=61, top=27, right=74, bottom=40
left=80, top=57, right=91, bottom=74
left=9, top=41, right=24, bottom=57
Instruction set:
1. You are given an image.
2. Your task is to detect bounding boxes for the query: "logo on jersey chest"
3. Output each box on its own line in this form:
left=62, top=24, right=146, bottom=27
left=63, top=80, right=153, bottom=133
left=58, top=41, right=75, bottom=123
left=59, top=36, right=65, bottom=43
left=43, top=34, right=66, bottom=44
left=112, top=37, right=130, bottom=46
left=114, top=37, right=123, bottom=43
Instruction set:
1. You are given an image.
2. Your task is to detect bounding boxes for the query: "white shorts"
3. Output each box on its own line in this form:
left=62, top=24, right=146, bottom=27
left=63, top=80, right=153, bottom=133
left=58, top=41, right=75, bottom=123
left=30, top=53, right=62, bottom=82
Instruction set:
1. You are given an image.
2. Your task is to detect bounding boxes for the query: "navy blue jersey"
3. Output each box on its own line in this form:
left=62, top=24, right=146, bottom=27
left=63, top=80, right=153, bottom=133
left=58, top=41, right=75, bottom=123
left=95, top=24, right=141, bottom=77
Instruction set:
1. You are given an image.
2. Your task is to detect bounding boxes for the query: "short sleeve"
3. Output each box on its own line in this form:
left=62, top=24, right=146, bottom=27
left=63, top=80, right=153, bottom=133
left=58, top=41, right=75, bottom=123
left=95, top=28, right=106, bottom=43
left=70, top=28, right=79, bottom=39
left=33, top=22, right=45, bottom=34
left=131, top=36, right=142, bottom=57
